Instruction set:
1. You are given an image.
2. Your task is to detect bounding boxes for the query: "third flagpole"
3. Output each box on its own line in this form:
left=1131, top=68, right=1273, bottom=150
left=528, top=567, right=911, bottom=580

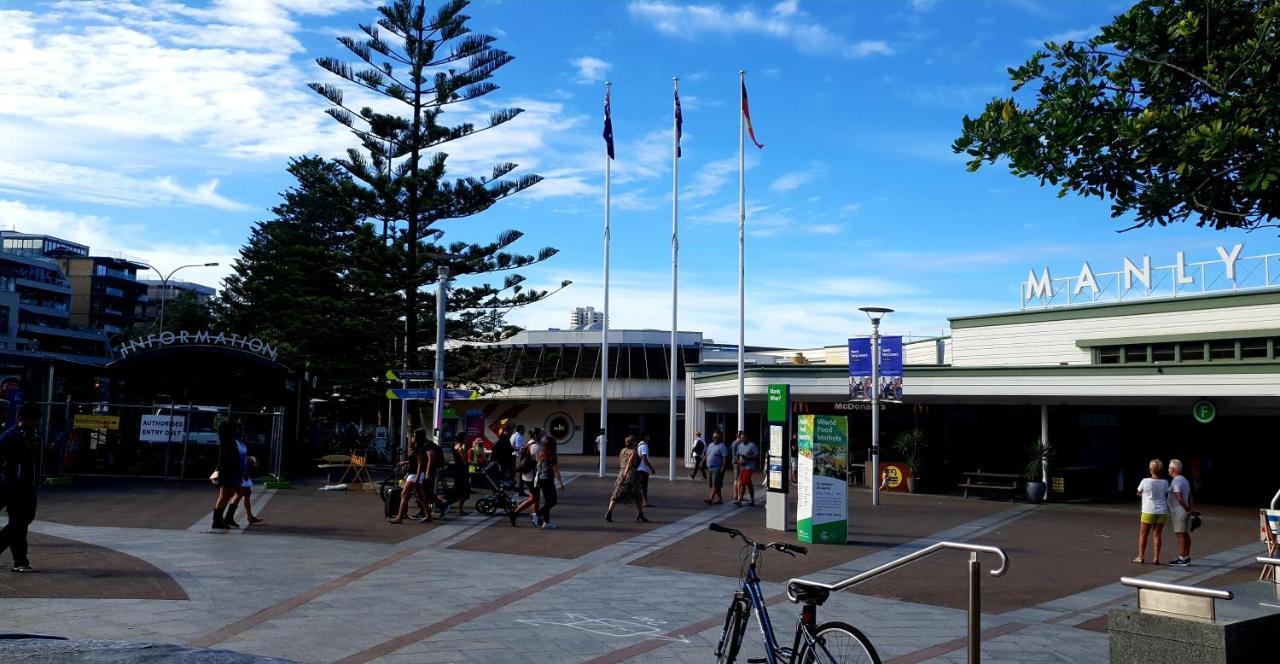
left=600, top=81, right=612, bottom=478
left=669, top=77, right=680, bottom=481
left=737, top=70, right=746, bottom=437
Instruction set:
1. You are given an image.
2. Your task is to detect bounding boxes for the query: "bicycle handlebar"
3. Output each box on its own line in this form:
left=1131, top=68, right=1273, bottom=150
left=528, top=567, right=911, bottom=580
left=708, top=523, right=807, bottom=556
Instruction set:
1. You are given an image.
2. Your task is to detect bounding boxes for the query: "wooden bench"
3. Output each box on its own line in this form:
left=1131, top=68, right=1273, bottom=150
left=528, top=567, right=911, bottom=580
left=959, top=471, right=1020, bottom=502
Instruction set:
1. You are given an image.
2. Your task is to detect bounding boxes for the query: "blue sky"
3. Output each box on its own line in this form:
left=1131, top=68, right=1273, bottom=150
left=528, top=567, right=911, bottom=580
left=0, top=0, right=1267, bottom=347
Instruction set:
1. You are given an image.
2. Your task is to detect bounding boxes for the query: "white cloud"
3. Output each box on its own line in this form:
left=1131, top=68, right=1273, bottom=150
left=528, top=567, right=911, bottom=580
left=839, top=203, right=863, bottom=216
left=506, top=267, right=966, bottom=348
left=770, top=170, right=816, bottom=193
left=0, top=161, right=248, bottom=211
left=0, top=200, right=237, bottom=288
left=627, top=1, right=893, bottom=60
left=570, top=56, right=612, bottom=84
left=906, top=84, right=1004, bottom=109
left=911, top=0, right=939, bottom=10
left=804, top=223, right=841, bottom=234
left=1028, top=26, right=1098, bottom=47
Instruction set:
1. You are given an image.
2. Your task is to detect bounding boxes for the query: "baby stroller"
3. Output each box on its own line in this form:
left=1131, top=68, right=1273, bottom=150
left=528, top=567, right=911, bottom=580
left=472, top=461, right=517, bottom=517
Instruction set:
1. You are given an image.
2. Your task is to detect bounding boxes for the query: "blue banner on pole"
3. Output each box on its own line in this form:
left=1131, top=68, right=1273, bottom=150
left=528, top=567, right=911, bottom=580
left=880, top=336, right=903, bottom=402
left=848, top=336, right=903, bottom=402
left=848, top=338, right=872, bottom=401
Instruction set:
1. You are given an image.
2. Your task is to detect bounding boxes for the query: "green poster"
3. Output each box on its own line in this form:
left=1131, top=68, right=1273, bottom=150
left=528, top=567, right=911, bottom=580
left=796, top=414, right=848, bottom=544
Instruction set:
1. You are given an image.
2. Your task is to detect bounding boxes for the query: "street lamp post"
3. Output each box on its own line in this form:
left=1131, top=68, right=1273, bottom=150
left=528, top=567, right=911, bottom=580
left=421, top=252, right=469, bottom=447
left=859, top=306, right=893, bottom=507
left=143, top=262, right=219, bottom=335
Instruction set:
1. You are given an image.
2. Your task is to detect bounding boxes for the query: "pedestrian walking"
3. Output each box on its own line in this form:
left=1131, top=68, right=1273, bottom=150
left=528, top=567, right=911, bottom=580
left=732, top=431, right=759, bottom=506
left=1134, top=459, right=1170, bottom=564
left=450, top=439, right=472, bottom=516
left=389, top=433, right=431, bottom=524
left=493, top=425, right=514, bottom=483
left=210, top=420, right=244, bottom=530
left=534, top=440, right=565, bottom=529
left=508, top=435, right=542, bottom=526
left=636, top=434, right=655, bottom=507
left=225, top=428, right=263, bottom=528
left=1168, top=458, right=1194, bottom=566
left=512, top=425, right=528, bottom=496
left=417, top=430, right=449, bottom=519
left=690, top=431, right=707, bottom=480
left=605, top=435, right=648, bottom=522
left=0, top=403, right=38, bottom=573
left=703, top=432, right=728, bottom=505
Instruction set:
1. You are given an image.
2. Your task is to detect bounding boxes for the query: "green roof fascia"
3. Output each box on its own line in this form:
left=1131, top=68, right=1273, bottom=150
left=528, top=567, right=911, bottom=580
left=950, top=289, right=1280, bottom=330
left=1075, top=328, right=1280, bottom=348
left=907, top=362, right=1280, bottom=377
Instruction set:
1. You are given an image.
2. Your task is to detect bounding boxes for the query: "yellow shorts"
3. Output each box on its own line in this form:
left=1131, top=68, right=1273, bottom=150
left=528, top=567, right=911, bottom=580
left=1140, top=513, right=1168, bottom=525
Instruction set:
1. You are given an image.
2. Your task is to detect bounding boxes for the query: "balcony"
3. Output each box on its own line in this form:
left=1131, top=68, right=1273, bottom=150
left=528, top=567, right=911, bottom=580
left=103, top=286, right=125, bottom=298
left=14, top=277, right=71, bottom=294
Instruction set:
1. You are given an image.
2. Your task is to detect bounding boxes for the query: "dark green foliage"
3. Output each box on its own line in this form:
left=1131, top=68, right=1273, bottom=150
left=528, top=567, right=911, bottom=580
left=216, top=157, right=400, bottom=410
left=311, top=0, right=562, bottom=377
left=954, top=0, right=1280, bottom=231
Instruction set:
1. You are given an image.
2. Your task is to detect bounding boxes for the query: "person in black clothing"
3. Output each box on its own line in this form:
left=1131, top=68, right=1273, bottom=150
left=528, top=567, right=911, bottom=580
left=0, top=403, right=39, bottom=572
left=492, top=425, right=514, bottom=483
left=689, top=431, right=707, bottom=480
left=210, top=420, right=243, bottom=530
left=415, top=429, right=449, bottom=519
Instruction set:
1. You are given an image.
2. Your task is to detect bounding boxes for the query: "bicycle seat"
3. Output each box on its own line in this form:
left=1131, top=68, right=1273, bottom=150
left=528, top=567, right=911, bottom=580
left=787, top=581, right=831, bottom=606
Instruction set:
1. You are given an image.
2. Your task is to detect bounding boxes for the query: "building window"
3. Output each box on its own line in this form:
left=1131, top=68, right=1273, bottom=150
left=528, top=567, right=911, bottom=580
left=1240, top=338, right=1269, bottom=360
left=1208, top=339, right=1237, bottom=361
left=1122, top=345, right=1149, bottom=364
left=1098, top=347, right=1121, bottom=364
left=1180, top=342, right=1206, bottom=361
left=1151, top=343, right=1176, bottom=363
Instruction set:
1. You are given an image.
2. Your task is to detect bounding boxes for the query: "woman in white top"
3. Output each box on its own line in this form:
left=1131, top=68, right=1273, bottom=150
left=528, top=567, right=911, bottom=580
left=1135, top=459, right=1170, bottom=564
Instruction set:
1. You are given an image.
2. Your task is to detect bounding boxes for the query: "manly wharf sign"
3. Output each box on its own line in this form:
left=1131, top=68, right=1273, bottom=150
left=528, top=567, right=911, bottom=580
left=1021, top=243, right=1280, bottom=309
left=115, top=330, right=280, bottom=362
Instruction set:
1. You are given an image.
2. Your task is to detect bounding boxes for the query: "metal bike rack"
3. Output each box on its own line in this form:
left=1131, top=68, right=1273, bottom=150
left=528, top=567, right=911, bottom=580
left=787, top=542, right=1009, bottom=664
left=1120, top=577, right=1233, bottom=621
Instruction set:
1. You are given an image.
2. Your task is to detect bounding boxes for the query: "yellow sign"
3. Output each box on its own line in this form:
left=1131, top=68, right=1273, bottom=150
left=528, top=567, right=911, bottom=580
left=883, top=465, right=903, bottom=488
left=74, top=414, right=120, bottom=431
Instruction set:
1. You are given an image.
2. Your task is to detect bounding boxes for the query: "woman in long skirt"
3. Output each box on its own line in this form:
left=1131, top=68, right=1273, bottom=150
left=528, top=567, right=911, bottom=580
left=605, top=435, right=647, bottom=522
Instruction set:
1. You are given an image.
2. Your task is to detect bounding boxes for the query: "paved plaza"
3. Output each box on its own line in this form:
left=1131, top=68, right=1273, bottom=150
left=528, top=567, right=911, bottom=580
left=0, top=458, right=1265, bottom=663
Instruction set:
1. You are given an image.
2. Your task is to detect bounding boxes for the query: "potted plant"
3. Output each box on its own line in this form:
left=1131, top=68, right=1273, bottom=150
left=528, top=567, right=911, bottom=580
left=892, top=429, right=928, bottom=493
left=1024, top=439, right=1053, bottom=503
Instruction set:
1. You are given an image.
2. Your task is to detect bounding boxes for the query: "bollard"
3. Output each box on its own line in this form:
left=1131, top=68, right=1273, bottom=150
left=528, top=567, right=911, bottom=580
left=968, top=551, right=981, bottom=664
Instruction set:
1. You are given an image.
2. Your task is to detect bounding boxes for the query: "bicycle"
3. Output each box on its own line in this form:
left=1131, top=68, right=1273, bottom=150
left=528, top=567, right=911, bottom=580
left=709, top=522, right=880, bottom=664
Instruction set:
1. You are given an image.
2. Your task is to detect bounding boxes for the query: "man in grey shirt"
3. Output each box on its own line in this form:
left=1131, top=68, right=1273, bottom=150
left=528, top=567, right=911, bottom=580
left=1169, top=459, right=1194, bottom=566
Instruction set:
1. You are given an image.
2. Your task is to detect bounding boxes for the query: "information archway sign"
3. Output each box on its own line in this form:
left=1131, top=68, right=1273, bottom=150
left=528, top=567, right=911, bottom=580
left=386, top=388, right=477, bottom=401
left=797, top=414, right=849, bottom=544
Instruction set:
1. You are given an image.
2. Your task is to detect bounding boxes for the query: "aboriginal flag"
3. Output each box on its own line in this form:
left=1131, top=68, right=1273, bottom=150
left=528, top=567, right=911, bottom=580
left=741, top=80, right=764, bottom=149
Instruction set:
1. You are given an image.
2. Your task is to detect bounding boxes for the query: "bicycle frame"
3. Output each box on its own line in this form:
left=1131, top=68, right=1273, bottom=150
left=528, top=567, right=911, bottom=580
left=732, top=548, right=826, bottom=664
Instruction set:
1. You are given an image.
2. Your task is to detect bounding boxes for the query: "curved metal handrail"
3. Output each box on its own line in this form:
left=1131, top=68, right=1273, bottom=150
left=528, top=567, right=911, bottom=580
left=1120, top=577, right=1234, bottom=600
left=787, top=541, right=1009, bottom=601
left=1258, top=556, right=1280, bottom=567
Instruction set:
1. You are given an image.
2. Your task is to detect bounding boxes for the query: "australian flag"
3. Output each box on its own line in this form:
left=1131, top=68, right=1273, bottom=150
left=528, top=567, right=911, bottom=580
left=603, top=86, right=615, bottom=160
left=674, top=87, right=683, bottom=159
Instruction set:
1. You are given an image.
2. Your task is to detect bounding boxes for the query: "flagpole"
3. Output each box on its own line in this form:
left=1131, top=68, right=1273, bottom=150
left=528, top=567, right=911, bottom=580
left=669, top=76, right=679, bottom=482
left=600, top=81, right=611, bottom=479
left=737, top=70, right=746, bottom=437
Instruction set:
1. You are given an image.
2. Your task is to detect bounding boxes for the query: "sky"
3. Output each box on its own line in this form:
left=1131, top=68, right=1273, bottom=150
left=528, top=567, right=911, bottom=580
left=0, top=0, right=1269, bottom=348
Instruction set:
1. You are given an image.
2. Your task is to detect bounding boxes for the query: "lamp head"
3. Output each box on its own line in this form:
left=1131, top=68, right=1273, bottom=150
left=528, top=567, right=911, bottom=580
left=858, top=306, right=894, bottom=324
left=203, top=262, right=219, bottom=267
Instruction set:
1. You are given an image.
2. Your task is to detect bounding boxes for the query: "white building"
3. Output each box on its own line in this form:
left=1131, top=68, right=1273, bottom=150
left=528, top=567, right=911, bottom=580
left=568, top=306, right=606, bottom=330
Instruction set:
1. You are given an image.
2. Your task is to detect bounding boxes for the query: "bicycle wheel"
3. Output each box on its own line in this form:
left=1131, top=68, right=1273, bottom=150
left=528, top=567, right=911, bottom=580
left=795, top=622, right=879, bottom=664
left=476, top=497, right=496, bottom=516
left=715, top=597, right=749, bottom=664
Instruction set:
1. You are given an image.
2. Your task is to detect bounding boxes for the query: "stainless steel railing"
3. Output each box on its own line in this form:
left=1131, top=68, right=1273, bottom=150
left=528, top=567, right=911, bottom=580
left=787, top=541, right=1009, bottom=664
left=1119, top=577, right=1234, bottom=600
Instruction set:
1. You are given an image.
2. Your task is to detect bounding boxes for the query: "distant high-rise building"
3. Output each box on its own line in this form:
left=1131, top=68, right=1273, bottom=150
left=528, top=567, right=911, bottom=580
left=569, top=306, right=607, bottom=330
left=137, top=279, right=216, bottom=324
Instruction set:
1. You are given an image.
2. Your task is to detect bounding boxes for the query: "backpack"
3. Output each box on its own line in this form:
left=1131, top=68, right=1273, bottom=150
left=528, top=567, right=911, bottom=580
left=517, top=446, right=536, bottom=475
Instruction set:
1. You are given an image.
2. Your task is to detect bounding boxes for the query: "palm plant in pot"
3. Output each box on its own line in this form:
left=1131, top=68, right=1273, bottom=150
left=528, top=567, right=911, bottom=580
left=892, top=429, right=928, bottom=493
left=1024, top=439, right=1053, bottom=503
